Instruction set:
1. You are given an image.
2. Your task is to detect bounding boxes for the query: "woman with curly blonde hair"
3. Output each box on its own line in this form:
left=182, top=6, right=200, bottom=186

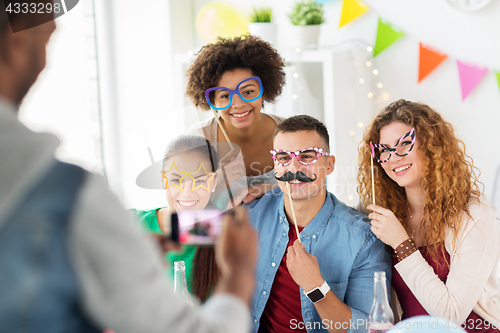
left=357, top=99, right=500, bottom=331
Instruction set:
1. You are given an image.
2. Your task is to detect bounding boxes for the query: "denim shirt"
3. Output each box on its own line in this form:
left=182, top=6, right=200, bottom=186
left=246, top=187, right=392, bottom=333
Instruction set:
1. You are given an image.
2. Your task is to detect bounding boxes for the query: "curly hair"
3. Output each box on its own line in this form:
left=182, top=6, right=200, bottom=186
left=185, top=34, right=286, bottom=111
left=357, top=99, right=483, bottom=264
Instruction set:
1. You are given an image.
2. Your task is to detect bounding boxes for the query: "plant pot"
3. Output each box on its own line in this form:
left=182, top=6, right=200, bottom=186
left=248, top=22, right=278, bottom=47
left=288, top=24, right=321, bottom=49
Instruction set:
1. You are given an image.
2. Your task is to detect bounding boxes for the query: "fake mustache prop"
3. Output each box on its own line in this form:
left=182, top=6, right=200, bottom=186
left=274, top=171, right=317, bottom=183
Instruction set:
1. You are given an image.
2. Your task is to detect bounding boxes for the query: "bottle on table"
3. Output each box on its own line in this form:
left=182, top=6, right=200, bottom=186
left=368, top=271, right=394, bottom=333
left=174, top=260, right=193, bottom=306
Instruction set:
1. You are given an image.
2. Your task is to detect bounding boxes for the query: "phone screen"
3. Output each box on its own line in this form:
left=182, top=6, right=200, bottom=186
left=170, top=209, right=223, bottom=245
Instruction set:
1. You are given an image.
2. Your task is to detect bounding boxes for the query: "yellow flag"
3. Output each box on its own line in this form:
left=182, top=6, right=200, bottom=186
left=339, top=0, right=369, bottom=28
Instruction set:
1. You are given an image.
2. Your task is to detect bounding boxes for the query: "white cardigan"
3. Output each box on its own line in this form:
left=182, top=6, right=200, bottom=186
left=186, top=112, right=284, bottom=142
left=395, top=197, right=500, bottom=328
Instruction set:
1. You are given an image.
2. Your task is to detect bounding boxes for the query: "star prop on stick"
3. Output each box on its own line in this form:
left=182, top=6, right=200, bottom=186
left=161, top=162, right=189, bottom=190
left=188, top=162, right=216, bottom=191
left=161, top=162, right=215, bottom=192
left=286, top=182, right=302, bottom=244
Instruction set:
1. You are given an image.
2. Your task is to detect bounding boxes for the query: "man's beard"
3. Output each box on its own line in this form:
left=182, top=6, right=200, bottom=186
left=16, top=47, right=44, bottom=104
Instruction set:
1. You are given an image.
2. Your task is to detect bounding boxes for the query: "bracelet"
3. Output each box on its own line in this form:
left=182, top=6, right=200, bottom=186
left=394, top=238, right=418, bottom=262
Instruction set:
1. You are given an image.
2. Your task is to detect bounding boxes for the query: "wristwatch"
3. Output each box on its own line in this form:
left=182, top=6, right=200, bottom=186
left=304, top=281, right=330, bottom=303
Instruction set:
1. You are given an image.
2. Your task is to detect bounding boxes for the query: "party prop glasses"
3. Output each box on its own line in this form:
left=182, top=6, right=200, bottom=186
left=270, top=147, right=330, bottom=167
left=370, top=128, right=416, bottom=163
left=161, top=162, right=216, bottom=191
left=205, top=76, right=263, bottom=111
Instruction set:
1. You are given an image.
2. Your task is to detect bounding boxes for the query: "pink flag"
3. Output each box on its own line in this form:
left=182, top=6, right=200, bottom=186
left=457, top=60, right=488, bottom=100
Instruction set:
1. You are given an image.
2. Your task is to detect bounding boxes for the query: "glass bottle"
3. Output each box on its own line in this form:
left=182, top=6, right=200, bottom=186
left=174, top=261, right=193, bottom=306
left=368, top=271, right=394, bottom=333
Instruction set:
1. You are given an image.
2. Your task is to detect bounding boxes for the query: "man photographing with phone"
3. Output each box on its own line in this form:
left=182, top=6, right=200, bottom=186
left=0, top=3, right=257, bottom=333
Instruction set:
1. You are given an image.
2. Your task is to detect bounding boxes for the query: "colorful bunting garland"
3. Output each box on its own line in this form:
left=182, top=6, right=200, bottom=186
left=418, top=43, right=448, bottom=83
left=339, top=0, right=369, bottom=28
left=373, top=18, right=404, bottom=57
left=334, top=2, right=498, bottom=100
left=457, top=61, right=488, bottom=100
left=496, top=71, right=500, bottom=95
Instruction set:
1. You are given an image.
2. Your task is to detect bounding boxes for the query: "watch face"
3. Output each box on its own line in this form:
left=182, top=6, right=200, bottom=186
left=445, top=0, right=492, bottom=12
left=307, top=288, right=324, bottom=303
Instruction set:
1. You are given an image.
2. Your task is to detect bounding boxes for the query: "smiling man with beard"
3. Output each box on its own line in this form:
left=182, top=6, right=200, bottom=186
left=245, top=115, right=392, bottom=333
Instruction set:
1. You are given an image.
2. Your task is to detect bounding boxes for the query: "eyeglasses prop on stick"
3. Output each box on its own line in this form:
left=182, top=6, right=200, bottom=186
left=370, top=141, right=376, bottom=206
left=205, top=76, right=264, bottom=152
left=286, top=182, right=302, bottom=244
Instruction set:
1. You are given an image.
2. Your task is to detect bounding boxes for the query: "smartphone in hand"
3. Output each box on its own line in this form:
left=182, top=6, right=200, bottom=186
left=170, top=209, right=223, bottom=245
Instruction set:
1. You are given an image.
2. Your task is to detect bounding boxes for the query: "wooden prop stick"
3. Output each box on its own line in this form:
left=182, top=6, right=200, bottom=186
left=286, top=182, right=302, bottom=244
left=212, top=109, right=234, bottom=150
left=370, top=141, right=376, bottom=205
left=221, top=167, right=236, bottom=209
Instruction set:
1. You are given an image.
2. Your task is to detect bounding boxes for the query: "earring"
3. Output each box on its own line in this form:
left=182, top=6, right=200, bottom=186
left=212, top=188, right=215, bottom=192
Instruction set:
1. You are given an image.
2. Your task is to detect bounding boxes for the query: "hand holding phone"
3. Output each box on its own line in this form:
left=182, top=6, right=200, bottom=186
left=170, top=209, right=223, bottom=245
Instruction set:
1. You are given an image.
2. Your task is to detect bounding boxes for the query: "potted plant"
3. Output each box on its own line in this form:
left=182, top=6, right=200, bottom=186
left=248, top=7, right=277, bottom=46
left=288, top=0, right=325, bottom=49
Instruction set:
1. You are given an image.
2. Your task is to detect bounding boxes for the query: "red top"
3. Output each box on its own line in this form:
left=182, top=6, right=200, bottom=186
left=258, top=223, right=306, bottom=333
left=392, top=245, right=497, bottom=333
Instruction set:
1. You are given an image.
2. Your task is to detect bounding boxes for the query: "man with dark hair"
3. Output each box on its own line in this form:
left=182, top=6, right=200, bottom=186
left=246, top=115, right=391, bottom=333
left=0, top=5, right=257, bottom=333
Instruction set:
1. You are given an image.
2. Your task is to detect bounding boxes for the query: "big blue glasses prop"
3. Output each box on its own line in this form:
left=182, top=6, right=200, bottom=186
left=205, top=76, right=263, bottom=111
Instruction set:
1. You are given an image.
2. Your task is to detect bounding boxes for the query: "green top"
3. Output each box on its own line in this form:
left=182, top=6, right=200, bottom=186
left=132, top=208, right=197, bottom=292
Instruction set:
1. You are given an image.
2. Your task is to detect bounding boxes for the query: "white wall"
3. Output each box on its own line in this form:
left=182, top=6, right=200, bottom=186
left=19, top=1, right=103, bottom=174
left=95, top=0, right=177, bottom=209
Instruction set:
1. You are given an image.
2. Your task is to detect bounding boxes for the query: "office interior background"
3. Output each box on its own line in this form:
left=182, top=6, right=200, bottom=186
left=18, top=0, right=500, bottom=224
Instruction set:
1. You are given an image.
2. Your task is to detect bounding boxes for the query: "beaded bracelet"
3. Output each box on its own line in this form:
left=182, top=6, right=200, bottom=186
left=394, top=238, right=418, bottom=262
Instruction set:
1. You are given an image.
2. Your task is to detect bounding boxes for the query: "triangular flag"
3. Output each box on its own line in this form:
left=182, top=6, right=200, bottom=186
left=418, top=43, right=448, bottom=83
left=496, top=71, right=500, bottom=95
left=339, top=0, right=369, bottom=28
left=457, top=60, right=488, bottom=100
left=373, top=18, right=404, bottom=57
